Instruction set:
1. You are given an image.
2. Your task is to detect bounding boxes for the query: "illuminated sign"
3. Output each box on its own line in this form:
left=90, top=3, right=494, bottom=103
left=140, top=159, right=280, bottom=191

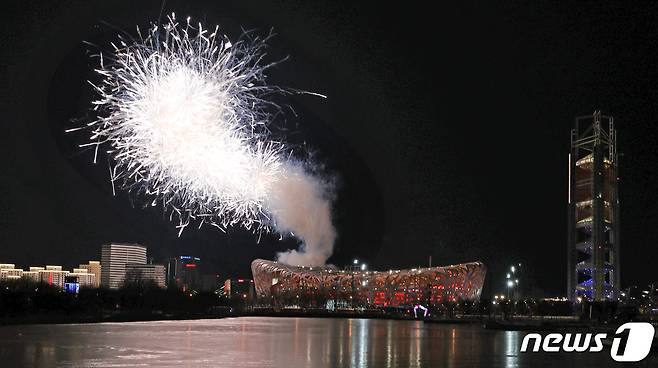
left=64, top=283, right=80, bottom=294
left=180, top=256, right=201, bottom=261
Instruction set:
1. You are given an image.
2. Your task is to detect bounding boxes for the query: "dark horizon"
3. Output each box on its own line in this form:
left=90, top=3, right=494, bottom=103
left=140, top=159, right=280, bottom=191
left=2, top=1, right=658, bottom=298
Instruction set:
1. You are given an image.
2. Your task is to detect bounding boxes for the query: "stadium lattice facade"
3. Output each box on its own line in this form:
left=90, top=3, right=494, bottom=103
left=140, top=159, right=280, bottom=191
left=251, top=259, right=486, bottom=308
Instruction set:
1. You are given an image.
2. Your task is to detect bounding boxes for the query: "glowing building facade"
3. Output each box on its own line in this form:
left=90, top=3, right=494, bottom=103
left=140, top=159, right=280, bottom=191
left=0, top=264, right=23, bottom=281
left=79, top=261, right=101, bottom=288
left=101, top=243, right=147, bottom=289
left=68, top=268, right=97, bottom=288
left=251, top=259, right=486, bottom=308
left=0, top=263, right=98, bottom=289
left=567, top=111, right=621, bottom=302
left=39, top=266, right=69, bottom=288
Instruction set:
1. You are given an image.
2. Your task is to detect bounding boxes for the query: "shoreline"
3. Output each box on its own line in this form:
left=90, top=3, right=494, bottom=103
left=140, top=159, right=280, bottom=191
left=0, top=312, right=234, bottom=327
left=1, top=310, right=415, bottom=327
left=3, top=310, right=647, bottom=329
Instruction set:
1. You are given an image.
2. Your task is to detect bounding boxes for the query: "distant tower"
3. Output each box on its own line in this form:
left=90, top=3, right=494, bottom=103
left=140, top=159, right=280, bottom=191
left=567, top=111, right=620, bottom=302
left=167, top=256, right=201, bottom=291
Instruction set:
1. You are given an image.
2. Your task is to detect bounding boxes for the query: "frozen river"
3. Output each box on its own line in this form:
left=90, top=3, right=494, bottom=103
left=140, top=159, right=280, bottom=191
left=0, top=317, right=653, bottom=367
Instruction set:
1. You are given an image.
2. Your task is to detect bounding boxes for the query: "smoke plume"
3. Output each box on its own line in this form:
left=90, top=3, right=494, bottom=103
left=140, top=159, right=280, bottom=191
left=266, top=164, right=336, bottom=266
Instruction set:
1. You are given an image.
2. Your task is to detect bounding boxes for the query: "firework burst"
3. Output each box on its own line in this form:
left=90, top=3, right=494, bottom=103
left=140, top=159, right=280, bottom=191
left=76, top=13, right=290, bottom=235
left=74, top=13, right=336, bottom=266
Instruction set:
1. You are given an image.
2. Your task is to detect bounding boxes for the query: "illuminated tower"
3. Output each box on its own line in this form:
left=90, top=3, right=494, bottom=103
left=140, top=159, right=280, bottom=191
left=567, top=111, right=620, bottom=302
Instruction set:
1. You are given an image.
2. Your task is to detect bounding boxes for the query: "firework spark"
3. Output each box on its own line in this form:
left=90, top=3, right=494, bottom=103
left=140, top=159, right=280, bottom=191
left=76, top=14, right=335, bottom=266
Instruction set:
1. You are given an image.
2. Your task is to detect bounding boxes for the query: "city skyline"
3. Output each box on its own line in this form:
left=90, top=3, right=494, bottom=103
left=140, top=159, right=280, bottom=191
left=2, top=3, right=658, bottom=367
left=1, top=243, right=252, bottom=292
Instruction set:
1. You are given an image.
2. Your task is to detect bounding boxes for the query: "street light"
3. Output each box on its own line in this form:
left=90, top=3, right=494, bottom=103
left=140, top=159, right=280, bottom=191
left=353, top=259, right=359, bottom=265
left=361, top=263, right=367, bottom=271
left=507, top=263, right=521, bottom=300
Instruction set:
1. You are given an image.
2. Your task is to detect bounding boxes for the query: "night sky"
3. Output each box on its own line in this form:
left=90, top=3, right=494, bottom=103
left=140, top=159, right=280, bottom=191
left=1, top=1, right=658, bottom=297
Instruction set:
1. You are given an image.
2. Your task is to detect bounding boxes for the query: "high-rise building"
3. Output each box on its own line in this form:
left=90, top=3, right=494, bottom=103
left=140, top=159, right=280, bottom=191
left=23, top=266, right=44, bottom=283
left=39, top=265, right=69, bottom=287
left=79, top=261, right=101, bottom=288
left=1, top=263, right=97, bottom=288
left=567, top=111, right=621, bottom=302
left=167, top=256, right=201, bottom=291
left=68, top=268, right=97, bottom=288
left=223, top=278, right=255, bottom=299
left=125, top=264, right=166, bottom=288
left=0, top=264, right=23, bottom=281
left=21, top=270, right=40, bottom=283
left=101, top=243, right=147, bottom=289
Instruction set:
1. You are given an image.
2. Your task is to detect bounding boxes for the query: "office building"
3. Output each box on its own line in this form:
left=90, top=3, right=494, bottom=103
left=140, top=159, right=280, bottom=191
left=1, top=263, right=94, bottom=289
left=101, top=243, right=147, bottom=289
left=39, top=266, right=69, bottom=287
left=21, top=270, right=40, bottom=283
left=167, top=256, right=201, bottom=291
left=0, top=264, right=23, bottom=281
left=223, top=278, right=254, bottom=299
left=68, top=268, right=97, bottom=288
left=79, top=261, right=101, bottom=288
left=125, top=263, right=166, bottom=288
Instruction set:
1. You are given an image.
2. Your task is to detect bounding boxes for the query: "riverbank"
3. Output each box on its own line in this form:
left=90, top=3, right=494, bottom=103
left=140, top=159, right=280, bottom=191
left=0, top=309, right=412, bottom=326
left=0, top=310, right=237, bottom=326
left=3, top=305, right=656, bottom=331
left=0, top=309, right=642, bottom=328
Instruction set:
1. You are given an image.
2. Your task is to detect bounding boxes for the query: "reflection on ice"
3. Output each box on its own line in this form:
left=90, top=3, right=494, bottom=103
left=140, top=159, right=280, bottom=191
left=0, top=317, right=651, bottom=368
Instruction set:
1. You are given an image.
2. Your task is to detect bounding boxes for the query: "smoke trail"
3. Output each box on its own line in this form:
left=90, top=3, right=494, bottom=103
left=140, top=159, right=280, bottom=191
left=267, top=164, right=336, bottom=266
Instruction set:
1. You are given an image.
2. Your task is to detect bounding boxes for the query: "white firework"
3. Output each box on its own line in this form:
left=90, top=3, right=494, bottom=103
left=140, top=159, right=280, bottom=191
left=77, top=13, right=289, bottom=235
left=75, top=14, right=337, bottom=266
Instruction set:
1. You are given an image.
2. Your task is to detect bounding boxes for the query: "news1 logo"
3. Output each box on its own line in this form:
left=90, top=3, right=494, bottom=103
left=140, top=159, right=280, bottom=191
left=520, top=322, right=655, bottom=362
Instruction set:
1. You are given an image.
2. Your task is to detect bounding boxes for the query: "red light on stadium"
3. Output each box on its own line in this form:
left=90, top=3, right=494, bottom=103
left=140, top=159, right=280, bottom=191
left=250, top=259, right=486, bottom=308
